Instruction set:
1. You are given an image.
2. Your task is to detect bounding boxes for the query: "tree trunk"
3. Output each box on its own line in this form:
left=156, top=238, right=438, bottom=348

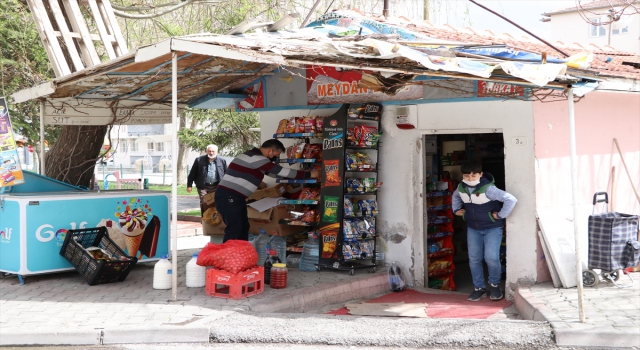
left=176, top=113, right=196, bottom=185
left=45, top=125, right=107, bottom=187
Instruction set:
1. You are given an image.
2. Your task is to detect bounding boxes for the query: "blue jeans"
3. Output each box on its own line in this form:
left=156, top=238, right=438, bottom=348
left=467, top=226, right=503, bottom=288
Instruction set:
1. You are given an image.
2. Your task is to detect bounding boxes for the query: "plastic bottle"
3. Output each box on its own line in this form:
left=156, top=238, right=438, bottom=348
left=388, top=262, right=405, bottom=292
left=299, top=233, right=319, bottom=272
left=185, top=252, right=206, bottom=288
left=153, top=254, right=172, bottom=290
left=263, top=249, right=282, bottom=285
left=253, top=229, right=269, bottom=266
left=268, top=235, right=287, bottom=263
left=270, top=263, right=288, bottom=289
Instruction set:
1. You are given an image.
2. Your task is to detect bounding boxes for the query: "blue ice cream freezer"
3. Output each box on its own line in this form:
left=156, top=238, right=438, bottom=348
left=0, top=172, right=170, bottom=282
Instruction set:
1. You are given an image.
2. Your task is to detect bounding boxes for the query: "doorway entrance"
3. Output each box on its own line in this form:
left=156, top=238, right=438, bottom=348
left=423, top=132, right=506, bottom=294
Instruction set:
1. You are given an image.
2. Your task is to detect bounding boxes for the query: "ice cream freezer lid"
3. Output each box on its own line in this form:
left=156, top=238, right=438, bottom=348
left=1, top=170, right=87, bottom=194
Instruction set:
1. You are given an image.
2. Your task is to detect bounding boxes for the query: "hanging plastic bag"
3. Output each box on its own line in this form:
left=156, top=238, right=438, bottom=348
left=388, top=261, right=405, bottom=292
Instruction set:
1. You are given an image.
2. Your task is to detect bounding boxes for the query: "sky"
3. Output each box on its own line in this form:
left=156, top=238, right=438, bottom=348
left=424, top=0, right=577, bottom=40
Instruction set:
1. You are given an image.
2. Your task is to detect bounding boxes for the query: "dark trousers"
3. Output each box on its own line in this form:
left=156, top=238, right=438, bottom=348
left=214, top=188, right=249, bottom=243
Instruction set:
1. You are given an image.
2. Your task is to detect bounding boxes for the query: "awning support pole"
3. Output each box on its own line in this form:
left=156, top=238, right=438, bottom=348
left=568, top=87, right=586, bottom=323
left=39, top=99, right=45, bottom=176
left=171, top=50, right=178, bottom=302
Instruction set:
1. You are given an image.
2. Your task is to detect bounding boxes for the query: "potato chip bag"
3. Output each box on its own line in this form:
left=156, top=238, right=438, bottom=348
left=324, top=159, right=341, bottom=186
left=276, top=119, right=288, bottom=134
left=322, top=196, right=339, bottom=222
left=303, top=116, right=316, bottom=133
left=295, top=117, right=305, bottom=133
left=315, top=117, right=324, bottom=132
left=321, top=229, right=338, bottom=259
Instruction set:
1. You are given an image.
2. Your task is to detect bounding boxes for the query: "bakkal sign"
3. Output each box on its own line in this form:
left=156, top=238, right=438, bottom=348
left=306, top=66, right=422, bottom=105
left=477, top=81, right=525, bottom=98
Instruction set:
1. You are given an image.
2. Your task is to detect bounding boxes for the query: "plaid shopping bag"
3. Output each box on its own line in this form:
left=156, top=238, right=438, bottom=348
left=621, top=240, right=640, bottom=269
left=588, top=212, right=639, bottom=271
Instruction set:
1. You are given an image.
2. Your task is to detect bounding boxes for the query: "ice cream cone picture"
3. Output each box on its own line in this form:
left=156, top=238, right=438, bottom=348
left=97, top=218, right=126, bottom=250
left=115, top=197, right=151, bottom=257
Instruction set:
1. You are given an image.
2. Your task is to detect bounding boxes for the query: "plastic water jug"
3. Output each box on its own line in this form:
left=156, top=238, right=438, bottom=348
left=153, top=255, right=172, bottom=290
left=185, top=252, right=206, bottom=288
left=268, top=235, right=287, bottom=263
left=299, top=233, right=319, bottom=272
left=253, top=229, right=269, bottom=266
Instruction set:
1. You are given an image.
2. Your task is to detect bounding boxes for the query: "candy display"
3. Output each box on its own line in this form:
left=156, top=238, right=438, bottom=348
left=358, top=199, right=378, bottom=217
left=342, top=241, right=375, bottom=260
left=346, top=178, right=381, bottom=194
left=347, top=125, right=380, bottom=148
left=343, top=217, right=376, bottom=241
left=345, top=152, right=374, bottom=171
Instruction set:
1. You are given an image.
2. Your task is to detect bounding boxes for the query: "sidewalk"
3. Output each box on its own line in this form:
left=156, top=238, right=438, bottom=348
left=1, top=223, right=638, bottom=348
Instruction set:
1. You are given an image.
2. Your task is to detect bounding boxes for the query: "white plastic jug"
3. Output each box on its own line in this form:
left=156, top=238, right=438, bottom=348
left=153, top=255, right=172, bottom=290
left=268, top=235, right=287, bottom=263
left=253, top=229, right=270, bottom=266
left=186, top=252, right=206, bottom=288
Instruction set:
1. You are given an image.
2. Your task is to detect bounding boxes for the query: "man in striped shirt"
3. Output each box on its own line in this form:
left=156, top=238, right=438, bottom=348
left=215, top=139, right=319, bottom=242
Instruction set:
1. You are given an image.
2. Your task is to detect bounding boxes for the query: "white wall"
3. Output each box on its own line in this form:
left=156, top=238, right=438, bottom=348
left=548, top=11, right=640, bottom=53
left=379, top=100, right=537, bottom=295
left=259, top=101, right=538, bottom=297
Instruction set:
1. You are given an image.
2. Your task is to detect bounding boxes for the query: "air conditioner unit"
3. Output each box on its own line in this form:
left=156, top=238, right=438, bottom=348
left=395, top=105, right=417, bottom=129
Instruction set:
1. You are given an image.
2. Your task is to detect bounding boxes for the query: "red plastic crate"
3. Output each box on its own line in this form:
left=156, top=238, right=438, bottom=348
left=205, top=266, right=264, bottom=300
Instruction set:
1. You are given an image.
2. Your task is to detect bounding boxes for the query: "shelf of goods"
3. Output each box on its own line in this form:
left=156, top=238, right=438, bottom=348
left=273, top=118, right=323, bottom=252
left=427, top=190, right=456, bottom=291
left=315, top=103, right=382, bottom=275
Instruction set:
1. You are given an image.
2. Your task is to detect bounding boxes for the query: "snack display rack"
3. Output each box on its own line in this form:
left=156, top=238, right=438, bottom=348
left=426, top=190, right=456, bottom=290
left=316, top=103, right=381, bottom=275
left=273, top=120, right=323, bottom=230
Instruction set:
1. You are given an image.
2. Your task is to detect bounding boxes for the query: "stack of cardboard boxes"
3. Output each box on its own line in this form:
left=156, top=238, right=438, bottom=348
left=201, top=183, right=305, bottom=237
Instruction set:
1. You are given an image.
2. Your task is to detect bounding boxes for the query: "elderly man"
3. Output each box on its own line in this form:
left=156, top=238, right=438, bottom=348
left=187, top=144, right=227, bottom=213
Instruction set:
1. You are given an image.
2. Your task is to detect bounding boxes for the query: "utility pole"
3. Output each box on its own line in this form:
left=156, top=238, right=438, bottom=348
left=424, top=0, right=429, bottom=21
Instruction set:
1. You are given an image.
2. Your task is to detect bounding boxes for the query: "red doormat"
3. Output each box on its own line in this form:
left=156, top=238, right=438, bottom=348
left=327, top=288, right=512, bottom=319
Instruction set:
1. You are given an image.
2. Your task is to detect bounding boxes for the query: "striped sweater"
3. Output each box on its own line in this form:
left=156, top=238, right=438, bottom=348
left=218, top=148, right=310, bottom=198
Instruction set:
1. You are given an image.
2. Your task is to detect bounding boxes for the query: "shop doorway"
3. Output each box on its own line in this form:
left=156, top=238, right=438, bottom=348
left=423, top=132, right=506, bottom=294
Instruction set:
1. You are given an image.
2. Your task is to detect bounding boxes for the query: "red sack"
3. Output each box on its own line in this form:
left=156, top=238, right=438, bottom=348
left=221, top=240, right=258, bottom=273
left=196, top=240, right=258, bottom=273
left=197, top=242, right=224, bottom=267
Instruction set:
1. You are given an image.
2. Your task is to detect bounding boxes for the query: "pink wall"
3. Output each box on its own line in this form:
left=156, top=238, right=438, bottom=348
left=533, top=91, right=639, bottom=282
left=534, top=91, right=640, bottom=214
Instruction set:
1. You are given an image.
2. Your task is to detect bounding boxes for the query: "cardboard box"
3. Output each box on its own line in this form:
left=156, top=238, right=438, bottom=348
left=202, top=204, right=306, bottom=237
left=247, top=205, right=306, bottom=237
left=248, top=184, right=286, bottom=201
left=203, top=192, right=215, bottom=206
left=202, top=219, right=226, bottom=236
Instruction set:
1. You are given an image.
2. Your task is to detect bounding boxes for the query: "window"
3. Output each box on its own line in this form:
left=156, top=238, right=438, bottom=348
left=121, top=141, right=128, bottom=152
left=612, top=21, right=629, bottom=35
left=131, top=141, right=138, bottom=152
left=589, top=18, right=606, bottom=37
left=156, top=142, right=164, bottom=152
left=147, top=142, right=154, bottom=151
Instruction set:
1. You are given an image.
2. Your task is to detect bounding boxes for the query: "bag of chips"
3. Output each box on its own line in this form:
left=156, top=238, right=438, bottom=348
left=324, top=160, right=341, bottom=186
left=286, top=117, right=296, bottom=133
left=303, top=116, right=316, bottom=133
left=358, top=125, right=378, bottom=148
left=295, top=117, right=305, bottom=133
left=315, top=117, right=324, bottom=132
left=344, top=197, right=355, bottom=217
left=276, top=119, right=288, bottom=134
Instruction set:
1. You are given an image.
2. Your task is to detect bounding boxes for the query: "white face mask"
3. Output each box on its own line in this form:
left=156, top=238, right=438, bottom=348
left=463, top=179, right=480, bottom=186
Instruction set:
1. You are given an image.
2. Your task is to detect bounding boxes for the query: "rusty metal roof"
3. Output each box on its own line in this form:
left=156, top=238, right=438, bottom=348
left=12, top=11, right=639, bottom=112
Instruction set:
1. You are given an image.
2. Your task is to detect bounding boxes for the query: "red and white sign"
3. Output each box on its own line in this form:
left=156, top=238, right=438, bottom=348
left=306, top=66, right=423, bottom=105
left=237, top=81, right=265, bottom=110
left=477, top=81, right=525, bottom=98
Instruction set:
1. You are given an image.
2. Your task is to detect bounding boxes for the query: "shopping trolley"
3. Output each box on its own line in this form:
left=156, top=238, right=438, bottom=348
left=583, top=192, right=640, bottom=288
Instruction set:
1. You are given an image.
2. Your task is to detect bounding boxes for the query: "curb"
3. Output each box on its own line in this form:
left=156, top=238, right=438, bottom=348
left=514, top=286, right=640, bottom=349
left=249, top=271, right=389, bottom=313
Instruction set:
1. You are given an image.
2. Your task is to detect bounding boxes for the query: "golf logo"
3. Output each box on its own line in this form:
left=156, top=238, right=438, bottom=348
left=0, top=228, right=12, bottom=243
left=36, top=222, right=87, bottom=247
